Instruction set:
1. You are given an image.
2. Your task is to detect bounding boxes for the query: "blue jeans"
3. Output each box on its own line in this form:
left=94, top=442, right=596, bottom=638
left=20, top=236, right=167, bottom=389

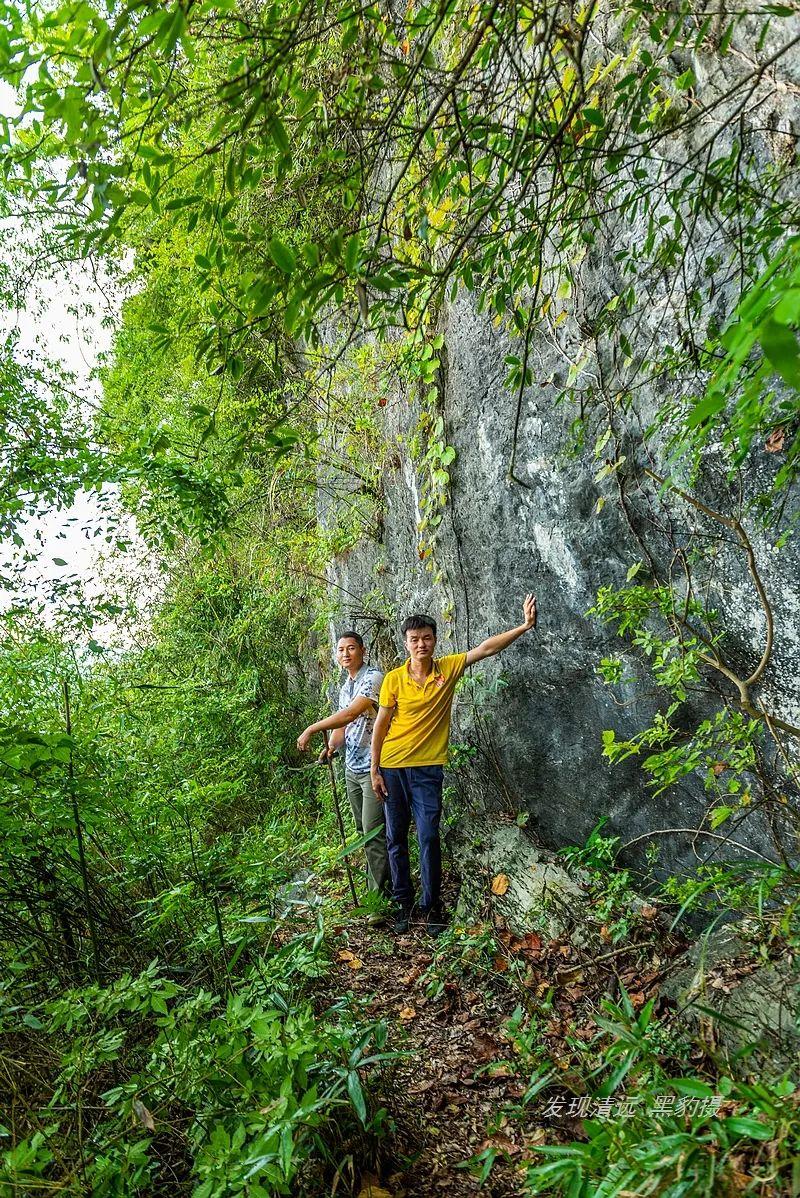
left=381, top=765, right=443, bottom=911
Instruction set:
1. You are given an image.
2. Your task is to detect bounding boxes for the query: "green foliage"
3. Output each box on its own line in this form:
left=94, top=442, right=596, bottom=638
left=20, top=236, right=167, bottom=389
left=520, top=989, right=800, bottom=1196
left=0, top=330, right=104, bottom=547
left=3, top=0, right=795, bottom=494
left=559, top=821, right=642, bottom=943
left=674, top=235, right=800, bottom=522
left=2, top=951, right=392, bottom=1196
left=0, top=523, right=383, bottom=1190
left=1, top=3, right=799, bottom=1189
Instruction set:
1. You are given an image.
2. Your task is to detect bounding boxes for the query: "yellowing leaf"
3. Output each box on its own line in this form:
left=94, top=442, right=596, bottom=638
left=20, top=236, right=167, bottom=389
left=491, top=873, right=510, bottom=896
left=357, top=1176, right=394, bottom=1198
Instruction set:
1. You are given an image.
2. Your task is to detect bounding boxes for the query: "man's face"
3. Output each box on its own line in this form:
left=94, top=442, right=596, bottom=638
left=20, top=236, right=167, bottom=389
left=336, top=637, right=364, bottom=672
left=404, top=626, right=436, bottom=663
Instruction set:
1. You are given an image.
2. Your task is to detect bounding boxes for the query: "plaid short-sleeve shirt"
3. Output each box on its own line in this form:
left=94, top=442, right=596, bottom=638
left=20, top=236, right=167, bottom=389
left=339, top=665, right=383, bottom=775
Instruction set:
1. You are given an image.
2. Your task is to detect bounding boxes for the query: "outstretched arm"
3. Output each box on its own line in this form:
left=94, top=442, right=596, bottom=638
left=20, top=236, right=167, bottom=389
left=370, top=705, right=394, bottom=800
left=297, top=695, right=376, bottom=752
left=465, top=593, right=537, bottom=666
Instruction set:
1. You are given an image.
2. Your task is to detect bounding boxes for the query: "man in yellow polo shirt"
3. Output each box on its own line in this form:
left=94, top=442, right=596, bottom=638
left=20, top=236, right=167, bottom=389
left=371, top=595, right=537, bottom=935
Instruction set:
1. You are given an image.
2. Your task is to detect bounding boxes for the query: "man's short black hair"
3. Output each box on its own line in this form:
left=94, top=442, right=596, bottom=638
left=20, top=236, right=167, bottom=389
left=337, top=630, right=364, bottom=647
left=401, top=614, right=437, bottom=638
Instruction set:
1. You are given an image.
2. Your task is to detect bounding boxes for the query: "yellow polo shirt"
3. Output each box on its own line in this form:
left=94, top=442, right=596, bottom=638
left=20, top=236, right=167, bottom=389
left=378, top=653, right=467, bottom=768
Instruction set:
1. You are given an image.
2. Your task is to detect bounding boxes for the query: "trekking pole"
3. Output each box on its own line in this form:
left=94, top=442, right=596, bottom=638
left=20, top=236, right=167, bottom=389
left=323, top=731, right=359, bottom=906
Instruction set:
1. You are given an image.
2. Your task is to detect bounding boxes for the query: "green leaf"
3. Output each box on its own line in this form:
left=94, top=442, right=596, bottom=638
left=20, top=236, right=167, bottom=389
left=337, top=825, right=383, bottom=859
left=687, top=391, right=725, bottom=428
left=772, top=288, right=800, bottom=324
left=269, top=238, right=296, bottom=275
left=760, top=319, right=800, bottom=386
left=271, top=117, right=290, bottom=154
left=347, top=1070, right=367, bottom=1124
left=668, top=1078, right=715, bottom=1097
left=582, top=107, right=605, bottom=127
left=724, top=1116, right=773, bottom=1140
left=345, top=234, right=360, bottom=274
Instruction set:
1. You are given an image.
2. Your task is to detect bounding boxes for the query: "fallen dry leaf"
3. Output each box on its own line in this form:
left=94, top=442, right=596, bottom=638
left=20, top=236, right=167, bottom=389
left=473, top=1032, right=501, bottom=1062
left=477, top=1132, right=520, bottom=1155
left=765, top=427, right=786, bottom=453
left=556, top=966, right=584, bottom=986
left=493, top=954, right=509, bottom=973
left=486, top=1062, right=512, bottom=1078
left=357, top=1173, right=394, bottom=1198
left=491, top=873, right=510, bottom=896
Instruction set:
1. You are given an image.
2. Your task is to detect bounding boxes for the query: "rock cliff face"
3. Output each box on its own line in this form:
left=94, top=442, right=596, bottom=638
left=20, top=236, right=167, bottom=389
left=320, top=278, right=800, bottom=875
left=319, top=22, right=800, bottom=877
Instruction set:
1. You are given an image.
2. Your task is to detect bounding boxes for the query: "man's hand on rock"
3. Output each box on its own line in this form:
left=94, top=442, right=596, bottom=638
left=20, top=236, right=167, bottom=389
left=522, top=592, right=537, bottom=630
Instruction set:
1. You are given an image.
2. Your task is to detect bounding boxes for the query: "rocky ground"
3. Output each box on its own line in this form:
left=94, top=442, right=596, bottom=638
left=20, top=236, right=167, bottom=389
left=325, top=878, right=681, bottom=1196
left=315, top=815, right=798, bottom=1198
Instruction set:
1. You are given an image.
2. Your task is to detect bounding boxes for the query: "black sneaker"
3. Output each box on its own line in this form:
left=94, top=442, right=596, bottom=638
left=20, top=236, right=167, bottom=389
left=424, top=906, right=447, bottom=938
left=393, top=905, right=413, bottom=934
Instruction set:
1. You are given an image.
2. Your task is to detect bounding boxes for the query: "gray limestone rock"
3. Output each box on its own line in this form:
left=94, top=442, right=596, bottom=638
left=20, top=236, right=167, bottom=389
left=316, top=17, right=800, bottom=883
left=660, top=929, right=800, bottom=1073
left=446, top=813, right=591, bottom=940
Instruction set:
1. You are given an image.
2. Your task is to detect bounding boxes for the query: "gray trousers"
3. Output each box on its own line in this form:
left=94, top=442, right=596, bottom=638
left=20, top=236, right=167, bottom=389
left=345, top=769, right=391, bottom=894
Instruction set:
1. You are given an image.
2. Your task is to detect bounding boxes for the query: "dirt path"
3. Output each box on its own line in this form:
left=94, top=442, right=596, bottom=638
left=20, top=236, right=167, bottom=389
left=331, top=911, right=531, bottom=1197
left=323, top=864, right=685, bottom=1198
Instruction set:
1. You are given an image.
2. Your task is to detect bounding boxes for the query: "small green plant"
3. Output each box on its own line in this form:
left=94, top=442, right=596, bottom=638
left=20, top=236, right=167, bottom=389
left=422, top=923, right=501, bottom=1001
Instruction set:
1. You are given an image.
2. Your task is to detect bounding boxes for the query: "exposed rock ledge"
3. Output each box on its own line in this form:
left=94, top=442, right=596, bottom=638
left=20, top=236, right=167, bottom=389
left=448, top=812, right=799, bottom=1074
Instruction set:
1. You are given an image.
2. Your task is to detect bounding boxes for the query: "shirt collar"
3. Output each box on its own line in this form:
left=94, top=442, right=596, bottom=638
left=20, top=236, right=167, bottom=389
left=345, top=664, right=367, bottom=688
left=405, top=657, right=442, bottom=684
